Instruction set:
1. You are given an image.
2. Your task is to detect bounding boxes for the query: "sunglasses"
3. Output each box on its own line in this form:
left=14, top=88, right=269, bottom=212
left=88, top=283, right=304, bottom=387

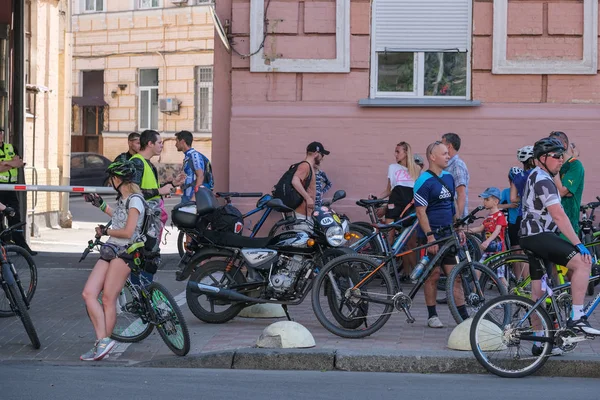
left=546, top=152, right=564, bottom=160
left=427, top=141, right=443, bottom=155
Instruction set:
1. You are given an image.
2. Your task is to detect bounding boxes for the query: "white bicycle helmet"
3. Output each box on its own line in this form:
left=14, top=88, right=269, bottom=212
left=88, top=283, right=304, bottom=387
left=517, top=145, right=534, bottom=162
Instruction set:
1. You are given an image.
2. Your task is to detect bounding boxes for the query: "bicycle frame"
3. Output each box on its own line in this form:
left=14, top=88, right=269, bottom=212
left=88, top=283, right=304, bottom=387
left=351, top=229, right=469, bottom=306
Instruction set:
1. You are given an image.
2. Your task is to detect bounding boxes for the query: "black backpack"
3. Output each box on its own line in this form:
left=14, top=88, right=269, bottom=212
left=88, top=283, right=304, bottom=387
left=202, top=204, right=244, bottom=235
left=272, top=161, right=313, bottom=209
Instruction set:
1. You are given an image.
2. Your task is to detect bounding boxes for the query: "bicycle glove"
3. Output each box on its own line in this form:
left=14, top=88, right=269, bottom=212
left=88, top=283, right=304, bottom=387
left=576, top=243, right=591, bottom=257
left=2, top=206, right=15, bottom=217
left=84, top=193, right=107, bottom=212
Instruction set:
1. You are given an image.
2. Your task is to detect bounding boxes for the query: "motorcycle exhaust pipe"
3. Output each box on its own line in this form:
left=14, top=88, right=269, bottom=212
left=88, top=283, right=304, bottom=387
left=186, top=281, right=267, bottom=304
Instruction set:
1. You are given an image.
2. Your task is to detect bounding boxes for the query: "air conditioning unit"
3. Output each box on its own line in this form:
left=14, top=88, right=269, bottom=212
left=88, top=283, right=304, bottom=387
left=171, top=0, right=188, bottom=5
left=159, top=98, right=181, bottom=113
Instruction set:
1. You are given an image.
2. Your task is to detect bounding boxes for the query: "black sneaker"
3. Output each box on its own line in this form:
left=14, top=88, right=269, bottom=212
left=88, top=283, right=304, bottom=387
left=567, top=316, right=600, bottom=336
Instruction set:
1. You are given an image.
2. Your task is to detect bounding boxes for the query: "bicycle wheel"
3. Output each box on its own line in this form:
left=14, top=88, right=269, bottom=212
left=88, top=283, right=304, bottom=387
left=470, top=295, right=553, bottom=378
left=312, top=254, right=395, bottom=338
left=186, top=259, right=246, bottom=323
left=487, top=254, right=531, bottom=296
left=466, top=233, right=483, bottom=261
left=109, top=281, right=154, bottom=343
left=446, top=261, right=508, bottom=324
left=6, top=282, right=41, bottom=349
left=0, top=245, right=37, bottom=317
left=346, top=223, right=385, bottom=256
left=148, top=282, right=190, bottom=356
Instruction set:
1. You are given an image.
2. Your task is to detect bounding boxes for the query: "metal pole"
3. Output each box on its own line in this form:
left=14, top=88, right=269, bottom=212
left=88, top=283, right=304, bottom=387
left=0, top=184, right=117, bottom=194
left=12, top=0, right=27, bottom=237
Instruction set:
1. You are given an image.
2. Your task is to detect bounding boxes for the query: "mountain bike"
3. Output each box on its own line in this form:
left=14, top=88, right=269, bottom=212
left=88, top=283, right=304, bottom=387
left=311, top=206, right=507, bottom=338
left=0, top=220, right=40, bottom=348
left=470, top=249, right=600, bottom=378
left=81, top=234, right=190, bottom=356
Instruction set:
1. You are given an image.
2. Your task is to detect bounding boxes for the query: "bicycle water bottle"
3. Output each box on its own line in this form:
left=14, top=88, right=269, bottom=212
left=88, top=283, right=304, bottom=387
left=410, top=256, right=429, bottom=281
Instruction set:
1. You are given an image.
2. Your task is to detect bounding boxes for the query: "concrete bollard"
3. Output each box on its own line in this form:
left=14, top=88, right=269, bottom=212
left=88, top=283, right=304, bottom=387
left=447, top=318, right=506, bottom=351
left=256, top=321, right=316, bottom=349
left=239, top=304, right=287, bottom=319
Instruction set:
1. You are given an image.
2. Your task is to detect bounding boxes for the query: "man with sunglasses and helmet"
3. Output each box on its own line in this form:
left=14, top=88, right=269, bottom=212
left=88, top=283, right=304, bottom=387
left=520, top=137, right=600, bottom=346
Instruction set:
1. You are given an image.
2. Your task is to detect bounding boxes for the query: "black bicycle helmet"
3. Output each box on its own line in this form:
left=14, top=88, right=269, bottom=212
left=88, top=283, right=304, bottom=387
left=106, top=161, right=136, bottom=182
left=533, top=137, right=565, bottom=160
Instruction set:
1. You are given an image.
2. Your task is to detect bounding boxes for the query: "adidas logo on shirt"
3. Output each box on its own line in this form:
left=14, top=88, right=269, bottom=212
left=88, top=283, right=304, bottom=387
left=439, top=186, right=452, bottom=200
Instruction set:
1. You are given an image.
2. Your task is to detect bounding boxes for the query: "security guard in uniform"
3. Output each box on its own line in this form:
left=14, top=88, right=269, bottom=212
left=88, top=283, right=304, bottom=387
left=0, top=129, right=36, bottom=256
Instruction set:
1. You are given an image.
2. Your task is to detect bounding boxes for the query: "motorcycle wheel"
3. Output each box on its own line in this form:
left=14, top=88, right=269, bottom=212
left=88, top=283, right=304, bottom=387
left=186, top=260, right=247, bottom=324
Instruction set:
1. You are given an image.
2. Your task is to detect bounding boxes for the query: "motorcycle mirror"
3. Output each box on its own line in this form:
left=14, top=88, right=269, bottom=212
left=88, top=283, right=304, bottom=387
left=266, top=198, right=294, bottom=213
left=331, top=190, right=346, bottom=204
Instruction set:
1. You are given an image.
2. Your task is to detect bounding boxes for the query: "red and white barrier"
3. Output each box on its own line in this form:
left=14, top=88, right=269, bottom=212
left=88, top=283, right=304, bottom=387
left=0, top=185, right=116, bottom=194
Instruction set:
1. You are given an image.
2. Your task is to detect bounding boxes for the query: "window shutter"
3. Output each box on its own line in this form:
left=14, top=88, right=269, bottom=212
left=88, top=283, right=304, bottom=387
left=373, top=0, right=471, bottom=52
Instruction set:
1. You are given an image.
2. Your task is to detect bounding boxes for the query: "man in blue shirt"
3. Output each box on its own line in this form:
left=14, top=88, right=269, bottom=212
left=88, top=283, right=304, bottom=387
left=174, top=130, right=213, bottom=203
left=442, top=132, right=470, bottom=218
left=414, top=141, right=468, bottom=328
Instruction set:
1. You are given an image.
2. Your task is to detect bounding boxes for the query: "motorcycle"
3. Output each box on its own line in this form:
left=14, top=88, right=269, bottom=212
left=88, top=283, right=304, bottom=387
left=177, top=188, right=358, bottom=324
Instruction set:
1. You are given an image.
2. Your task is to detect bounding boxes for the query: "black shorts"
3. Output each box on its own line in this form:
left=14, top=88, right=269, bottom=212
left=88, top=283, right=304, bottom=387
left=385, top=202, right=410, bottom=220
left=507, top=216, right=522, bottom=248
left=519, top=233, right=579, bottom=280
left=417, top=236, right=457, bottom=266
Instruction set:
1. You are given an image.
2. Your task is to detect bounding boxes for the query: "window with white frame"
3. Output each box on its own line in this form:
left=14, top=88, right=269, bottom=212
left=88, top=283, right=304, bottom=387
left=195, top=66, right=213, bottom=132
left=138, top=0, right=160, bottom=9
left=138, top=69, right=159, bottom=131
left=84, top=0, right=104, bottom=12
left=370, top=0, right=472, bottom=99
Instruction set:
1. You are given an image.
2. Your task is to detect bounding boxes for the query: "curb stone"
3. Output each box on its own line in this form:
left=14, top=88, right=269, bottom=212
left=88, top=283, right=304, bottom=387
left=134, top=348, right=600, bottom=378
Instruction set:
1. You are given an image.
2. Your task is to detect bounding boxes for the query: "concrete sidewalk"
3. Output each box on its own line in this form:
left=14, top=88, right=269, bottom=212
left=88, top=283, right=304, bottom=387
left=3, top=228, right=600, bottom=377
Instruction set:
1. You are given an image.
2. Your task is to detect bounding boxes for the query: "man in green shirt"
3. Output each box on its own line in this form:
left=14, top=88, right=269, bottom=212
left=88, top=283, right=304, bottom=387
left=549, top=131, right=584, bottom=236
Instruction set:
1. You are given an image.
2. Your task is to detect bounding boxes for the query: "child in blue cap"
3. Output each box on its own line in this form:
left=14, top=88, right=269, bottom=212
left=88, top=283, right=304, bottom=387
left=467, top=187, right=508, bottom=277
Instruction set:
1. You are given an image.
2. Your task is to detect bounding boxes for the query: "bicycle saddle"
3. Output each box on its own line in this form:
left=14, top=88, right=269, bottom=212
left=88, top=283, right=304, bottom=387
left=356, top=199, right=387, bottom=207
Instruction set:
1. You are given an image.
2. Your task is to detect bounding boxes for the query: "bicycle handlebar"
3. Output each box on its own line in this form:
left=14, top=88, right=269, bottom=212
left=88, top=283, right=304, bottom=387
left=454, top=205, right=485, bottom=227
left=581, top=201, right=600, bottom=211
left=79, top=221, right=111, bottom=262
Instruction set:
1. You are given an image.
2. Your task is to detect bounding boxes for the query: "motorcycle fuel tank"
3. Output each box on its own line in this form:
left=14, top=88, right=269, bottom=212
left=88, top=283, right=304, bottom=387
left=240, top=248, right=278, bottom=270
left=269, top=231, right=311, bottom=249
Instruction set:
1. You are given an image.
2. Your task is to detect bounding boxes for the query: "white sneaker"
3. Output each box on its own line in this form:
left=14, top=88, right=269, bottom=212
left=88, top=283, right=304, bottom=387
left=428, top=316, right=444, bottom=328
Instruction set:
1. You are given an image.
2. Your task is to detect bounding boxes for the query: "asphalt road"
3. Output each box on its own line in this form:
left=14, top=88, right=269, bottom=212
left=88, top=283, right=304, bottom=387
left=2, top=366, right=598, bottom=400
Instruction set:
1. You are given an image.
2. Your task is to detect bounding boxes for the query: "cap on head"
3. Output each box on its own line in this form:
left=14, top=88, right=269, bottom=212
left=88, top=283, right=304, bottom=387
left=479, top=187, right=501, bottom=200
left=306, top=141, right=330, bottom=155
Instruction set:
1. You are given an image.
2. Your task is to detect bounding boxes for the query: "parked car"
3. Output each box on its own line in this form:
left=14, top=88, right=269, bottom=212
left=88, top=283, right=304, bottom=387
left=70, top=152, right=111, bottom=189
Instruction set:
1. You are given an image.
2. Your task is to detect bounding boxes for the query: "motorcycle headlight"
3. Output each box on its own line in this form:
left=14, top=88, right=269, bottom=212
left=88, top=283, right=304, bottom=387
left=326, top=226, right=346, bottom=247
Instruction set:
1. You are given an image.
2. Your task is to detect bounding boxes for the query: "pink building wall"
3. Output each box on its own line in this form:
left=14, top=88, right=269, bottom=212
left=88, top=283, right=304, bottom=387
left=214, top=0, right=600, bottom=220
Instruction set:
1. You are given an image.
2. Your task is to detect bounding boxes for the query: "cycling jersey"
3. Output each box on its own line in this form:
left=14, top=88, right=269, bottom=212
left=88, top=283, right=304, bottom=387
left=512, top=169, right=532, bottom=217
left=414, top=170, right=455, bottom=237
left=182, top=148, right=213, bottom=201
left=520, top=167, right=561, bottom=237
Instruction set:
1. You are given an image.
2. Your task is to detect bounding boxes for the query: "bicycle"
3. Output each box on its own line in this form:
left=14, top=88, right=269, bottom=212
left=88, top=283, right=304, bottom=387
left=0, top=219, right=38, bottom=317
left=81, top=233, right=191, bottom=356
left=470, top=249, right=600, bottom=378
left=0, top=219, right=40, bottom=348
left=311, top=206, right=508, bottom=338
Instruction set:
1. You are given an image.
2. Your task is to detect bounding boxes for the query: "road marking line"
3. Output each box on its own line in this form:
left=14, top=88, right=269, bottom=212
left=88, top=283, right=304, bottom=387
left=110, top=289, right=187, bottom=360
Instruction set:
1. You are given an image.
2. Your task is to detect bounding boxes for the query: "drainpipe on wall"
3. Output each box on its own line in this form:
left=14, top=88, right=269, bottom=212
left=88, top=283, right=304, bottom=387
left=12, top=0, right=26, bottom=234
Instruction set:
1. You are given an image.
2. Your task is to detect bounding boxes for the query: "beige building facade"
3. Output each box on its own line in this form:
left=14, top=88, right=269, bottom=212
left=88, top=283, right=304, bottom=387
left=71, top=0, right=214, bottom=167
